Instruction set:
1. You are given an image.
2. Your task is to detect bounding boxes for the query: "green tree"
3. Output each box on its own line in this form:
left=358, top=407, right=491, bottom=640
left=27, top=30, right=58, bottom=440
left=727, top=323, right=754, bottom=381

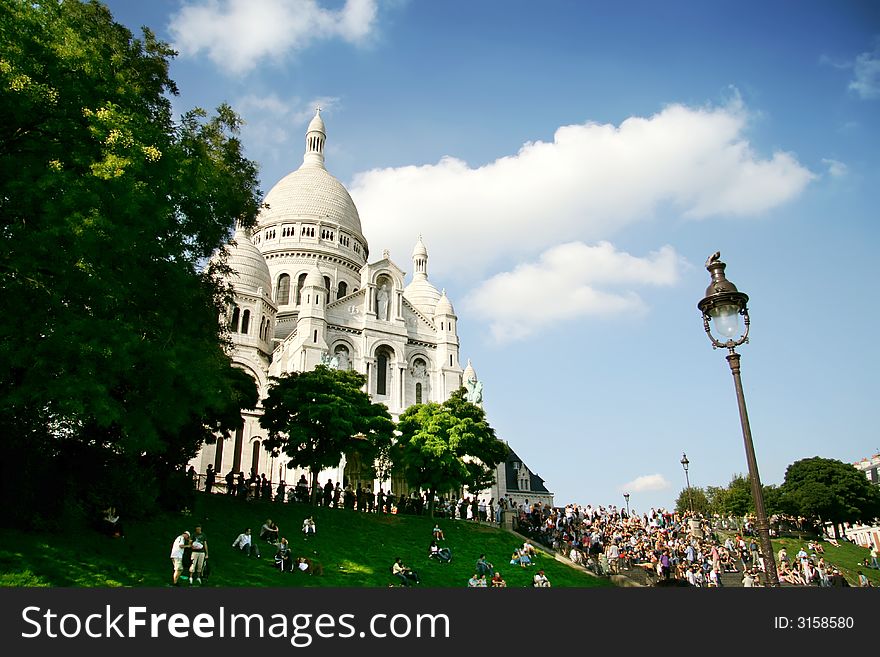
left=259, top=366, right=394, bottom=504
left=674, top=486, right=710, bottom=516
left=0, top=0, right=262, bottom=524
left=395, top=388, right=506, bottom=518
left=779, top=457, right=880, bottom=539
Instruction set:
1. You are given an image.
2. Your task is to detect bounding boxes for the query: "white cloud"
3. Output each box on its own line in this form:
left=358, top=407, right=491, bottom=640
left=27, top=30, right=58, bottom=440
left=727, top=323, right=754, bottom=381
left=235, top=94, right=340, bottom=173
left=822, top=158, right=848, bottom=178
left=351, top=100, right=814, bottom=281
left=169, top=0, right=379, bottom=74
left=849, top=44, right=880, bottom=99
left=462, top=242, right=682, bottom=343
left=621, top=474, right=671, bottom=493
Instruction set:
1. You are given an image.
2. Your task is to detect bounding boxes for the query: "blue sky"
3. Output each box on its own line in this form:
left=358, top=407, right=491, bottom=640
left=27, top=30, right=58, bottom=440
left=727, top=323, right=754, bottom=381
left=104, top=0, right=879, bottom=513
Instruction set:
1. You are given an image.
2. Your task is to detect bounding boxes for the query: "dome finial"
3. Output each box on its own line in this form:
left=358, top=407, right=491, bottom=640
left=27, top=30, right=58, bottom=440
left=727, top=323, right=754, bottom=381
left=303, top=107, right=327, bottom=169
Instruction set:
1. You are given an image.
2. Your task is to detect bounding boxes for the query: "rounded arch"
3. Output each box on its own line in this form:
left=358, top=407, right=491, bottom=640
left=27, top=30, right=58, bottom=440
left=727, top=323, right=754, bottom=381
left=369, top=268, right=404, bottom=290
left=275, top=273, right=291, bottom=305
left=330, top=339, right=356, bottom=371
left=231, top=362, right=267, bottom=397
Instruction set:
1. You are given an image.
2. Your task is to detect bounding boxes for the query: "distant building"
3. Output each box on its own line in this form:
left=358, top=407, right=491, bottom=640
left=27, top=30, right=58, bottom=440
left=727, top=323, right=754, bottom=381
left=853, top=453, right=880, bottom=485
left=491, top=445, right=554, bottom=511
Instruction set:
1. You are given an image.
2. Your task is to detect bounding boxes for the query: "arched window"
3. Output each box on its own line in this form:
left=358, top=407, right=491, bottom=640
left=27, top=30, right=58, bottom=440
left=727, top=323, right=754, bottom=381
left=376, top=347, right=392, bottom=396
left=276, top=274, right=290, bottom=305
left=415, top=382, right=422, bottom=405
left=296, top=273, right=307, bottom=305
left=241, top=309, right=250, bottom=335
left=229, top=306, right=240, bottom=332
left=323, top=276, right=331, bottom=293
left=337, top=281, right=348, bottom=299
left=251, top=440, right=261, bottom=476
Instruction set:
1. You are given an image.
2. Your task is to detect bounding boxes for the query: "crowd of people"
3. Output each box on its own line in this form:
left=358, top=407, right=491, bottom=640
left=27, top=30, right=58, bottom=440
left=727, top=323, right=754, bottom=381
left=511, top=500, right=866, bottom=587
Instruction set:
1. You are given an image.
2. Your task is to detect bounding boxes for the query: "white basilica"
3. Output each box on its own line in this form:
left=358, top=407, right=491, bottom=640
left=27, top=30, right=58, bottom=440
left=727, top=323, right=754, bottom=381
left=190, top=110, right=552, bottom=509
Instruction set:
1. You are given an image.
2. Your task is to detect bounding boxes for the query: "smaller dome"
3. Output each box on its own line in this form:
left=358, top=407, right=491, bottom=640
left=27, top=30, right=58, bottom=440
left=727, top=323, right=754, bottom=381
left=404, top=277, right=442, bottom=316
left=304, top=264, right=325, bottom=289
left=463, top=359, right=477, bottom=383
left=222, top=224, right=272, bottom=296
left=434, top=289, right=454, bottom=316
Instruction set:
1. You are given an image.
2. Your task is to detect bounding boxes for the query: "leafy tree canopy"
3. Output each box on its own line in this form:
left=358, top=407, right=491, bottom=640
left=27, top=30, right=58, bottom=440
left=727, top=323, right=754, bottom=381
left=259, top=366, right=394, bottom=501
left=674, top=486, right=710, bottom=516
left=395, top=388, right=507, bottom=517
left=779, top=457, right=880, bottom=536
left=0, top=0, right=261, bottom=523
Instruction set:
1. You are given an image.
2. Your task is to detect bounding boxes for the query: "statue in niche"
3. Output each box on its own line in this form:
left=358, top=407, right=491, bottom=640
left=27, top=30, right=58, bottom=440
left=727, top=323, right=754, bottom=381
left=411, top=361, right=427, bottom=378
left=334, top=346, right=350, bottom=371
left=464, top=375, right=483, bottom=406
left=376, top=283, right=390, bottom=321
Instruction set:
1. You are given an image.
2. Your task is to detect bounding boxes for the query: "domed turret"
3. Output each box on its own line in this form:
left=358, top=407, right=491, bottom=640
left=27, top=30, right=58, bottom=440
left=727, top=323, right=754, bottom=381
left=434, top=289, right=455, bottom=317
left=463, top=359, right=477, bottom=383
left=304, top=264, right=325, bottom=290
left=404, top=236, right=442, bottom=316
left=220, top=223, right=272, bottom=296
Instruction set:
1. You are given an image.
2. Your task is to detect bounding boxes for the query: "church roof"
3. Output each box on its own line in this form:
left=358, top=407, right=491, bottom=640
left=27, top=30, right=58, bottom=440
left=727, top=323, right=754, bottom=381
left=504, top=446, right=551, bottom=494
left=434, top=290, right=454, bottom=317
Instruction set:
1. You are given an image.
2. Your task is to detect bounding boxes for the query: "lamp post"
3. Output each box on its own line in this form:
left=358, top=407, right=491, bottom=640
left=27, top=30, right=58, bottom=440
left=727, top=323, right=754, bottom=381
left=623, top=493, right=630, bottom=516
left=680, top=453, right=693, bottom=514
left=698, top=252, right=779, bottom=587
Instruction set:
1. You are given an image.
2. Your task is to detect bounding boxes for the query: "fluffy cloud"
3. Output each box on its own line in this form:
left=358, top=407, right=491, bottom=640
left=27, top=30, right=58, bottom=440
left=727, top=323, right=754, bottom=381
left=621, top=474, right=672, bottom=493
left=351, top=100, right=814, bottom=280
left=462, top=242, right=682, bottom=343
left=169, top=0, right=379, bottom=74
left=849, top=43, right=880, bottom=99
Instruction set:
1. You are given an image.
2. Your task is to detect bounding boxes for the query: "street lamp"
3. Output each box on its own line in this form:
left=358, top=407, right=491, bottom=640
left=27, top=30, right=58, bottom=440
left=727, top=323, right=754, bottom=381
left=623, top=492, right=630, bottom=516
left=698, top=252, right=779, bottom=587
left=680, top=453, right=693, bottom=514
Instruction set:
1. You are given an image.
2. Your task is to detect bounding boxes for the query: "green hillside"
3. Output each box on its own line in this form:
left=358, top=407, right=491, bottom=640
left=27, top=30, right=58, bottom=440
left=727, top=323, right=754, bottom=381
left=0, top=493, right=611, bottom=588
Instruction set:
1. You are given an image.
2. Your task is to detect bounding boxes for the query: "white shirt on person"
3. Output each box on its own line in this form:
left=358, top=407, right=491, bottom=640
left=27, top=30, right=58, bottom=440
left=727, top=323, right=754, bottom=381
left=233, top=533, right=253, bottom=549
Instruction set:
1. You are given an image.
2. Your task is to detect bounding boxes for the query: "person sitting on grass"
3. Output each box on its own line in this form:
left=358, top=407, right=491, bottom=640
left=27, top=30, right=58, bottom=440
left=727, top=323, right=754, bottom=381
left=429, top=541, right=452, bottom=563
left=392, top=557, right=420, bottom=586
left=260, top=518, right=280, bottom=544
left=475, top=554, right=494, bottom=577
left=232, top=528, right=261, bottom=558
left=491, top=571, right=507, bottom=587
left=302, top=517, right=316, bottom=538
left=294, top=556, right=323, bottom=575
left=532, top=569, right=551, bottom=587
left=467, top=573, right=481, bottom=587
left=432, top=524, right=445, bottom=541
left=274, top=537, right=292, bottom=572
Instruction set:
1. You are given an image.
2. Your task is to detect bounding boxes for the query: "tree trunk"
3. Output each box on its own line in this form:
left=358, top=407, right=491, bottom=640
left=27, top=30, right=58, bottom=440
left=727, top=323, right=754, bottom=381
left=428, top=488, right=436, bottom=519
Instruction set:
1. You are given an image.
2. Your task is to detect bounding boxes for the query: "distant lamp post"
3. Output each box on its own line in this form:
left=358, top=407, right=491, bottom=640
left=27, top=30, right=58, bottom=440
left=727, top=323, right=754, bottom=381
left=698, top=252, right=779, bottom=587
left=680, top=453, right=693, bottom=514
left=623, top=492, right=630, bottom=516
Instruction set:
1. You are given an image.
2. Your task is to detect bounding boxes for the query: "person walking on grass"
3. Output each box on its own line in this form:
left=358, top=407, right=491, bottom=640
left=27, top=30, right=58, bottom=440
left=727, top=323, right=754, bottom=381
left=170, top=530, right=191, bottom=586
left=188, top=525, right=208, bottom=585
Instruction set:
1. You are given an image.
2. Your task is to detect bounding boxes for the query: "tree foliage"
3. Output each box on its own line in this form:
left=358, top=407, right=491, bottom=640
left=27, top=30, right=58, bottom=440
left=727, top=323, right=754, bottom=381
left=259, top=366, right=394, bottom=503
left=674, top=486, right=710, bottom=516
left=0, top=0, right=261, bottom=524
left=394, top=388, right=507, bottom=517
left=779, top=457, right=880, bottom=538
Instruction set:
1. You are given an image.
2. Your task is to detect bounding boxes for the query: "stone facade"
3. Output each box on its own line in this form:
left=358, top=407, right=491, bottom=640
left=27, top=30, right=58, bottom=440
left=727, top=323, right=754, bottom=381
left=190, top=110, right=550, bottom=505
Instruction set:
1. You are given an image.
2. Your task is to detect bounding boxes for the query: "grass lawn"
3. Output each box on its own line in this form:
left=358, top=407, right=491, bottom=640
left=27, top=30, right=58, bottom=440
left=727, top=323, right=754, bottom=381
left=0, top=493, right=611, bottom=588
left=771, top=536, right=880, bottom=587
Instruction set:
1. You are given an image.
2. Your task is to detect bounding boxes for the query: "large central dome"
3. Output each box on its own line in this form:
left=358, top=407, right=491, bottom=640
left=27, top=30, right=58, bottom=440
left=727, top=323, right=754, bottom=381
left=259, top=166, right=362, bottom=236
left=254, top=109, right=368, bottom=269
